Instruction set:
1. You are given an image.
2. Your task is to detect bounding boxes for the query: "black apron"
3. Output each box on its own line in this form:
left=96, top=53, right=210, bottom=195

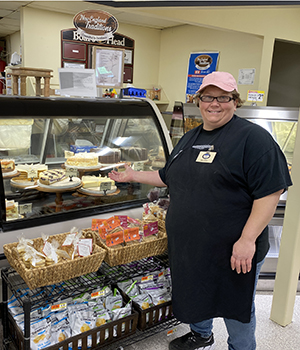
left=165, top=123, right=257, bottom=324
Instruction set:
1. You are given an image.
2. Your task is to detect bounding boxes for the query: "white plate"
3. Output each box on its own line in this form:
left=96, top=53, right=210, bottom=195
left=10, top=178, right=38, bottom=187
left=3, top=169, right=18, bottom=177
left=37, top=177, right=81, bottom=189
left=79, top=185, right=117, bottom=195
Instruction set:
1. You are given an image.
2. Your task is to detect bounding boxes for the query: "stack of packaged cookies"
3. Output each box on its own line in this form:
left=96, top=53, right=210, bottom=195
left=91, top=214, right=163, bottom=250
left=8, top=284, right=134, bottom=350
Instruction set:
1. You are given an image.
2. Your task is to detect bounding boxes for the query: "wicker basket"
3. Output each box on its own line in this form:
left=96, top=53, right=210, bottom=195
left=83, top=229, right=168, bottom=267
left=3, top=231, right=107, bottom=290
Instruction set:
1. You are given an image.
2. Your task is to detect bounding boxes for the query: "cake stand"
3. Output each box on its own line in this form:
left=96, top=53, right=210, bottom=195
left=36, top=177, right=82, bottom=212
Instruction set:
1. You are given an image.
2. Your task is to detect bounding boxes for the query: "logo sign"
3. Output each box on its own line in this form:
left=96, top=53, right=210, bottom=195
left=73, top=10, right=119, bottom=41
left=194, top=54, right=213, bottom=70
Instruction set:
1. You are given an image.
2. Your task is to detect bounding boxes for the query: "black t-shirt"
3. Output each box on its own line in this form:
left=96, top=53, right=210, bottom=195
left=160, top=115, right=292, bottom=262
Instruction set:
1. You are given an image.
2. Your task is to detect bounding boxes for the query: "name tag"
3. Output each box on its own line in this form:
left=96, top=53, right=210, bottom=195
left=196, top=151, right=217, bottom=163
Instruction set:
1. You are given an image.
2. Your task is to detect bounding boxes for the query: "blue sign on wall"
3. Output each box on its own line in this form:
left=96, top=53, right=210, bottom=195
left=186, top=52, right=219, bottom=102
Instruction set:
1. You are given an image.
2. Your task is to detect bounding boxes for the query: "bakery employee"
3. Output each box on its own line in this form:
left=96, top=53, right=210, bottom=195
left=109, top=71, right=292, bottom=350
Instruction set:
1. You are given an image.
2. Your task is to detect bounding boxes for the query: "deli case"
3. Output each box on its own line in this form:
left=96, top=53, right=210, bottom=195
left=0, top=95, right=172, bottom=256
left=236, top=105, right=299, bottom=274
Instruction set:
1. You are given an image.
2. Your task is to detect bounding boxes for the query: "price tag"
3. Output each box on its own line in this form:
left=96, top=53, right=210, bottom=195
left=141, top=275, right=153, bottom=283
left=91, top=290, right=105, bottom=299
left=100, top=182, right=112, bottom=191
left=19, top=203, right=32, bottom=214
left=247, top=90, right=265, bottom=102
left=65, top=167, right=78, bottom=177
left=27, top=169, right=38, bottom=179
left=51, top=302, right=67, bottom=311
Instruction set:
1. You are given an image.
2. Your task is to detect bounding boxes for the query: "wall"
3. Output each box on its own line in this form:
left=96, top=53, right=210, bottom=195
left=5, top=31, right=21, bottom=65
left=118, top=23, right=161, bottom=89
left=159, top=24, right=263, bottom=109
left=134, top=5, right=300, bottom=108
left=13, top=5, right=300, bottom=110
left=21, top=7, right=73, bottom=87
left=20, top=7, right=162, bottom=91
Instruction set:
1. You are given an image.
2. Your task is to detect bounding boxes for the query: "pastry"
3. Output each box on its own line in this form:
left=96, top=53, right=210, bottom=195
left=82, top=175, right=115, bottom=189
left=5, top=199, right=18, bottom=219
left=39, top=169, right=66, bottom=185
left=120, top=147, right=148, bottom=161
left=90, top=148, right=121, bottom=164
left=16, top=163, right=48, bottom=179
left=66, top=152, right=98, bottom=167
left=1, top=159, right=15, bottom=173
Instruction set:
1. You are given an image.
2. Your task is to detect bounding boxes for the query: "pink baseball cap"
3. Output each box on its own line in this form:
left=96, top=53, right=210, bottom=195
left=196, top=71, right=238, bottom=93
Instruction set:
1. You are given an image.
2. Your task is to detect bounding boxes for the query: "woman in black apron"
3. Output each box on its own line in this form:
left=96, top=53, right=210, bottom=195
left=109, top=72, right=292, bottom=350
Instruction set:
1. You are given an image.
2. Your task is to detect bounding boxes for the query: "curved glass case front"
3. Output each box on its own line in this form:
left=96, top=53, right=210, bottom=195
left=0, top=96, right=171, bottom=232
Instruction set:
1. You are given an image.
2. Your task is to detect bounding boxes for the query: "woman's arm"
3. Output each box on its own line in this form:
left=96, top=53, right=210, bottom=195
left=230, top=189, right=283, bottom=274
left=109, top=164, right=167, bottom=187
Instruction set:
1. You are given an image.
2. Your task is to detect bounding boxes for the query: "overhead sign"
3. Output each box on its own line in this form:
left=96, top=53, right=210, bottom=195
left=73, top=10, right=119, bottom=41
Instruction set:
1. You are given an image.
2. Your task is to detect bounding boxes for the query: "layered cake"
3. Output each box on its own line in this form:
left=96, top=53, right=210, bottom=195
left=39, top=169, right=67, bottom=185
left=5, top=199, right=19, bottom=219
left=90, top=148, right=121, bottom=164
left=1, top=159, right=15, bottom=173
left=66, top=152, right=98, bottom=167
left=82, top=175, right=115, bottom=189
left=16, top=163, right=48, bottom=179
left=120, top=147, right=148, bottom=161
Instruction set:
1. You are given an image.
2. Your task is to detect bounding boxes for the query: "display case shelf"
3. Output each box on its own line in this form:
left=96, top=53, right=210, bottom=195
left=2, top=253, right=178, bottom=350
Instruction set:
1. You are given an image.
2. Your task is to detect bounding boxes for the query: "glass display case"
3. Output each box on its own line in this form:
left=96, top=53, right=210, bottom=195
left=0, top=96, right=172, bottom=239
left=237, top=105, right=299, bottom=274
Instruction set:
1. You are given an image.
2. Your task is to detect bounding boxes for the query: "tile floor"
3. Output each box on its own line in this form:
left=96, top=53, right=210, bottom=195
left=124, top=292, right=300, bottom=350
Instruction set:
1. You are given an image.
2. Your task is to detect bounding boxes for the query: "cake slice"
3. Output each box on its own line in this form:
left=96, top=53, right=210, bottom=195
left=82, top=175, right=115, bottom=189
left=5, top=199, right=19, bottom=219
left=39, top=169, right=67, bottom=185
left=16, top=163, right=48, bottom=179
left=1, top=159, right=15, bottom=173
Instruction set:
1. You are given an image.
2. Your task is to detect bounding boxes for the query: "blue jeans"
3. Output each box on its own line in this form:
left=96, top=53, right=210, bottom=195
left=190, top=259, right=264, bottom=350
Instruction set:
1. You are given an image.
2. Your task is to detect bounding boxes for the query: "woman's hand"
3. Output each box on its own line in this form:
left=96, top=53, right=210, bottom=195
left=109, top=164, right=167, bottom=187
left=230, top=236, right=256, bottom=274
left=109, top=164, right=134, bottom=183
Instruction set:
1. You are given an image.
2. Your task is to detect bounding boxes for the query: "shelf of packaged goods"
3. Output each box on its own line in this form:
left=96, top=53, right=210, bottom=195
left=2, top=252, right=179, bottom=350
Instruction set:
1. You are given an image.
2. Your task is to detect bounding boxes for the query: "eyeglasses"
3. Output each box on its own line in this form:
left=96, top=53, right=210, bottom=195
left=199, top=95, right=234, bottom=103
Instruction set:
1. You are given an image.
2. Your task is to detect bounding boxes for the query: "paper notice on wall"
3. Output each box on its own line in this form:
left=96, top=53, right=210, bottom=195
left=238, top=69, right=255, bottom=85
